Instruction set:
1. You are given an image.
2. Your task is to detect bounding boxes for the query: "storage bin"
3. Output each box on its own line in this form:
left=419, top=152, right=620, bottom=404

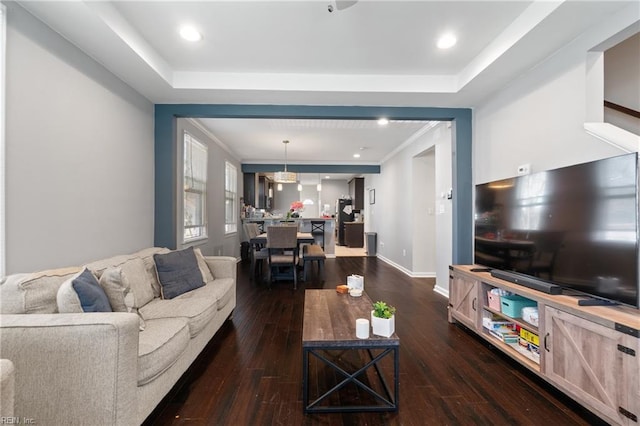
left=500, top=295, right=537, bottom=318
left=521, top=306, right=539, bottom=327
left=487, top=292, right=501, bottom=310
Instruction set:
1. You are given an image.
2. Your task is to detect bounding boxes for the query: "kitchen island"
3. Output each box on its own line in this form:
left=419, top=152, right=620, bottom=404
left=242, top=217, right=336, bottom=256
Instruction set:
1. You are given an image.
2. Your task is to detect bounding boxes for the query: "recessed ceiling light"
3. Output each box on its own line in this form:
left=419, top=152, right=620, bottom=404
left=325, top=175, right=330, bottom=179
left=353, top=153, right=361, bottom=158
left=437, top=33, right=457, bottom=49
left=179, top=25, right=202, bottom=42
left=377, top=118, right=389, bottom=126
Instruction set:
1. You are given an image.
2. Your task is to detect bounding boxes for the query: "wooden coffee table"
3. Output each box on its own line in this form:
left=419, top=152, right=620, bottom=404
left=302, top=289, right=399, bottom=413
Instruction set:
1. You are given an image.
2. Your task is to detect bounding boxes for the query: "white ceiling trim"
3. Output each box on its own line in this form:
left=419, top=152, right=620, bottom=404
left=457, top=0, right=564, bottom=90
left=84, top=1, right=174, bottom=86
left=20, top=0, right=545, bottom=96
left=173, top=71, right=458, bottom=93
left=76, top=0, right=564, bottom=95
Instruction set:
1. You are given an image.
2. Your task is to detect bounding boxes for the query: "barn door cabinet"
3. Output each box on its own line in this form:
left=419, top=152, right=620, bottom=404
left=447, top=267, right=480, bottom=330
left=448, top=265, right=640, bottom=426
left=544, top=307, right=639, bottom=426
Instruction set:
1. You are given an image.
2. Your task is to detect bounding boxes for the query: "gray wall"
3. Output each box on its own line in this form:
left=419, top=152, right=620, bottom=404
left=5, top=3, right=154, bottom=273
left=368, top=122, right=452, bottom=279
left=176, top=119, right=242, bottom=258
left=320, top=179, right=349, bottom=216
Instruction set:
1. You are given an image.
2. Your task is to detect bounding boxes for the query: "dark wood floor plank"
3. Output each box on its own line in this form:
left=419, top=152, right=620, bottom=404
left=143, top=257, right=606, bottom=426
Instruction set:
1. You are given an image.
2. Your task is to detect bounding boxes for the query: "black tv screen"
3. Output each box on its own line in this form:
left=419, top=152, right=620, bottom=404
left=474, top=153, right=639, bottom=308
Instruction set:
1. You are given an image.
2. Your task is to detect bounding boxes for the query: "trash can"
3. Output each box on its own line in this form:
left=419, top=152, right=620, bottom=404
left=365, top=232, right=377, bottom=257
left=240, top=241, right=250, bottom=262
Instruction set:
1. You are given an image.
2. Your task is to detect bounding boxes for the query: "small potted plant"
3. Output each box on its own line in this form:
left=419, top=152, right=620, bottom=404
left=371, top=301, right=396, bottom=337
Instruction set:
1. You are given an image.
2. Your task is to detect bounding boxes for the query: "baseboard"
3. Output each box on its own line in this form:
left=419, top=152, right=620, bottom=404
left=433, top=284, right=449, bottom=299
left=377, top=255, right=436, bottom=279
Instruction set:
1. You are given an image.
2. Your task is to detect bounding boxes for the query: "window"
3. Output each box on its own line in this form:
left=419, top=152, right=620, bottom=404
left=183, top=132, right=207, bottom=242
left=225, top=161, right=237, bottom=234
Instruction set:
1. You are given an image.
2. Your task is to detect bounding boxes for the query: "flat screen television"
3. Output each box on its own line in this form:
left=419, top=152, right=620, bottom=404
left=474, top=153, right=639, bottom=308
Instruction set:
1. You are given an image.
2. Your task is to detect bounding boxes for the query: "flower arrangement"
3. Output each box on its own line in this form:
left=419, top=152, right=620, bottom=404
left=286, top=200, right=304, bottom=219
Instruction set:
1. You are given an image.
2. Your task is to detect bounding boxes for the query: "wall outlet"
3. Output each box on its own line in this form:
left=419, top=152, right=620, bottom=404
left=402, top=249, right=406, bottom=256
left=517, top=163, right=531, bottom=175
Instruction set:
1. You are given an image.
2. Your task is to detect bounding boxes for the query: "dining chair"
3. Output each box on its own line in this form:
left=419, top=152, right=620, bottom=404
left=266, top=225, right=299, bottom=289
left=244, top=222, right=268, bottom=282
left=310, top=220, right=325, bottom=248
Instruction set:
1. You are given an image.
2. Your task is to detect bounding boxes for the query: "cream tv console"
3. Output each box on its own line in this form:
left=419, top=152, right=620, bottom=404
left=448, top=265, right=639, bottom=426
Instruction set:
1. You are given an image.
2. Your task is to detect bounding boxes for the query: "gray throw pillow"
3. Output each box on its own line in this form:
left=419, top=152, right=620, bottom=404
left=64, top=268, right=112, bottom=312
left=154, top=247, right=204, bottom=299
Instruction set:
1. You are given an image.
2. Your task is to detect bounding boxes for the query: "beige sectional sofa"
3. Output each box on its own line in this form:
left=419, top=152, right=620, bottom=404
left=0, top=247, right=236, bottom=425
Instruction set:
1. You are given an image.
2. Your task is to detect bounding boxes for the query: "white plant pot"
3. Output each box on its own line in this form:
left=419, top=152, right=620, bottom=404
left=371, top=310, right=395, bottom=337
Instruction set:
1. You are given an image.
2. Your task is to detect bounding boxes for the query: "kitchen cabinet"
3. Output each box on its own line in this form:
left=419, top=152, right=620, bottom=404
left=349, top=178, right=364, bottom=210
left=344, top=222, right=364, bottom=247
left=243, top=173, right=256, bottom=207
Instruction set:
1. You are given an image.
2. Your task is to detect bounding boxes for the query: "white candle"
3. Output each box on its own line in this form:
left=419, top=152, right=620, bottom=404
left=356, top=318, right=369, bottom=339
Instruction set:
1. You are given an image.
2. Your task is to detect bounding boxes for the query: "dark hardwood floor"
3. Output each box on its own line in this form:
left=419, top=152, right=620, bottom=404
left=143, top=257, right=606, bottom=425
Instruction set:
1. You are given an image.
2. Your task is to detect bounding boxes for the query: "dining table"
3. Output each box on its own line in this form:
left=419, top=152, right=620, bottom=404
left=250, top=232, right=315, bottom=247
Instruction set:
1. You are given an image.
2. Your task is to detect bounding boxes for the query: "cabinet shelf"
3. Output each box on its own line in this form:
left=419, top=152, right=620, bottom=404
left=480, top=328, right=541, bottom=370
left=483, top=305, right=539, bottom=334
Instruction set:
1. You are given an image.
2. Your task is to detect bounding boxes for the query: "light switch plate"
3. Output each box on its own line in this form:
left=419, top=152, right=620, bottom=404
left=517, top=164, right=531, bottom=175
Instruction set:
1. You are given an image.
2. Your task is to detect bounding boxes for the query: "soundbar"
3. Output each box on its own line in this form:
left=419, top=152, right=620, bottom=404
left=490, top=270, right=563, bottom=295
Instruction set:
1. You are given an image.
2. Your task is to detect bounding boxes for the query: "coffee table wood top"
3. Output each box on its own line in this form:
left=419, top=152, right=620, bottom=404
left=302, top=289, right=399, bottom=347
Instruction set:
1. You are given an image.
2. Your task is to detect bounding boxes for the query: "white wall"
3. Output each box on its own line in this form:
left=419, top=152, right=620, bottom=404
left=176, top=119, right=242, bottom=258
left=474, top=4, right=638, bottom=186
left=4, top=3, right=154, bottom=273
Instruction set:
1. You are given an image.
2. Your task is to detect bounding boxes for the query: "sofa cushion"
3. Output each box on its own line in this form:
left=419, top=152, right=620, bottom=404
left=139, top=288, right=217, bottom=337
left=84, top=255, right=154, bottom=308
left=98, top=267, right=134, bottom=312
left=207, top=278, right=235, bottom=311
left=99, top=267, right=146, bottom=331
left=154, top=247, right=204, bottom=299
left=134, top=247, right=171, bottom=298
left=57, top=269, right=112, bottom=313
left=0, top=267, right=81, bottom=314
left=194, top=248, right=215, bottom=283
left=138, top=318, right=190, bottom=385
left=119, top=258, right=154, bottom=308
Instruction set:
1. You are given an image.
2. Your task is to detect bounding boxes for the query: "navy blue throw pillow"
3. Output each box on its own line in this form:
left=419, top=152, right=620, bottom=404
left=154, top=247, right=204, bottom=299
left=72, top=268, right=112, bottom=312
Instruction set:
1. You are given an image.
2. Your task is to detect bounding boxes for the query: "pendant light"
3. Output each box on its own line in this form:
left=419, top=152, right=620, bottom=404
left=274, top=140, right=297, bottom=183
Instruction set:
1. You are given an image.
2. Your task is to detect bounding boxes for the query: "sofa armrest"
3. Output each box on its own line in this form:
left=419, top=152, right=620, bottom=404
left=203, top=256, right=237, bottom=280
left=0, top=313, right=139, bottom=425
left=0, top=359, right=15, bottom=417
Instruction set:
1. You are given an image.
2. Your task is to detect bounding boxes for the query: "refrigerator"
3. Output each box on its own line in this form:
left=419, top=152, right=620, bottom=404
left=336, top=198, right=354, bottom=246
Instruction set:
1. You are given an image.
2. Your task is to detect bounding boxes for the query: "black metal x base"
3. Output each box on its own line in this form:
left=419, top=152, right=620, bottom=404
left=302, top=345, right=399, bottom=413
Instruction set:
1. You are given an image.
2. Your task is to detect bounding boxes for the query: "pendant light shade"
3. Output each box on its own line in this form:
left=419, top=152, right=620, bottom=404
left=274, top=140, right=297, bottom=183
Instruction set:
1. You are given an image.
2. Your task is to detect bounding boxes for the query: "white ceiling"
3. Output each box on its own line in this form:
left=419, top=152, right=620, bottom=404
left=16, top=0, right=638, bottom=170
